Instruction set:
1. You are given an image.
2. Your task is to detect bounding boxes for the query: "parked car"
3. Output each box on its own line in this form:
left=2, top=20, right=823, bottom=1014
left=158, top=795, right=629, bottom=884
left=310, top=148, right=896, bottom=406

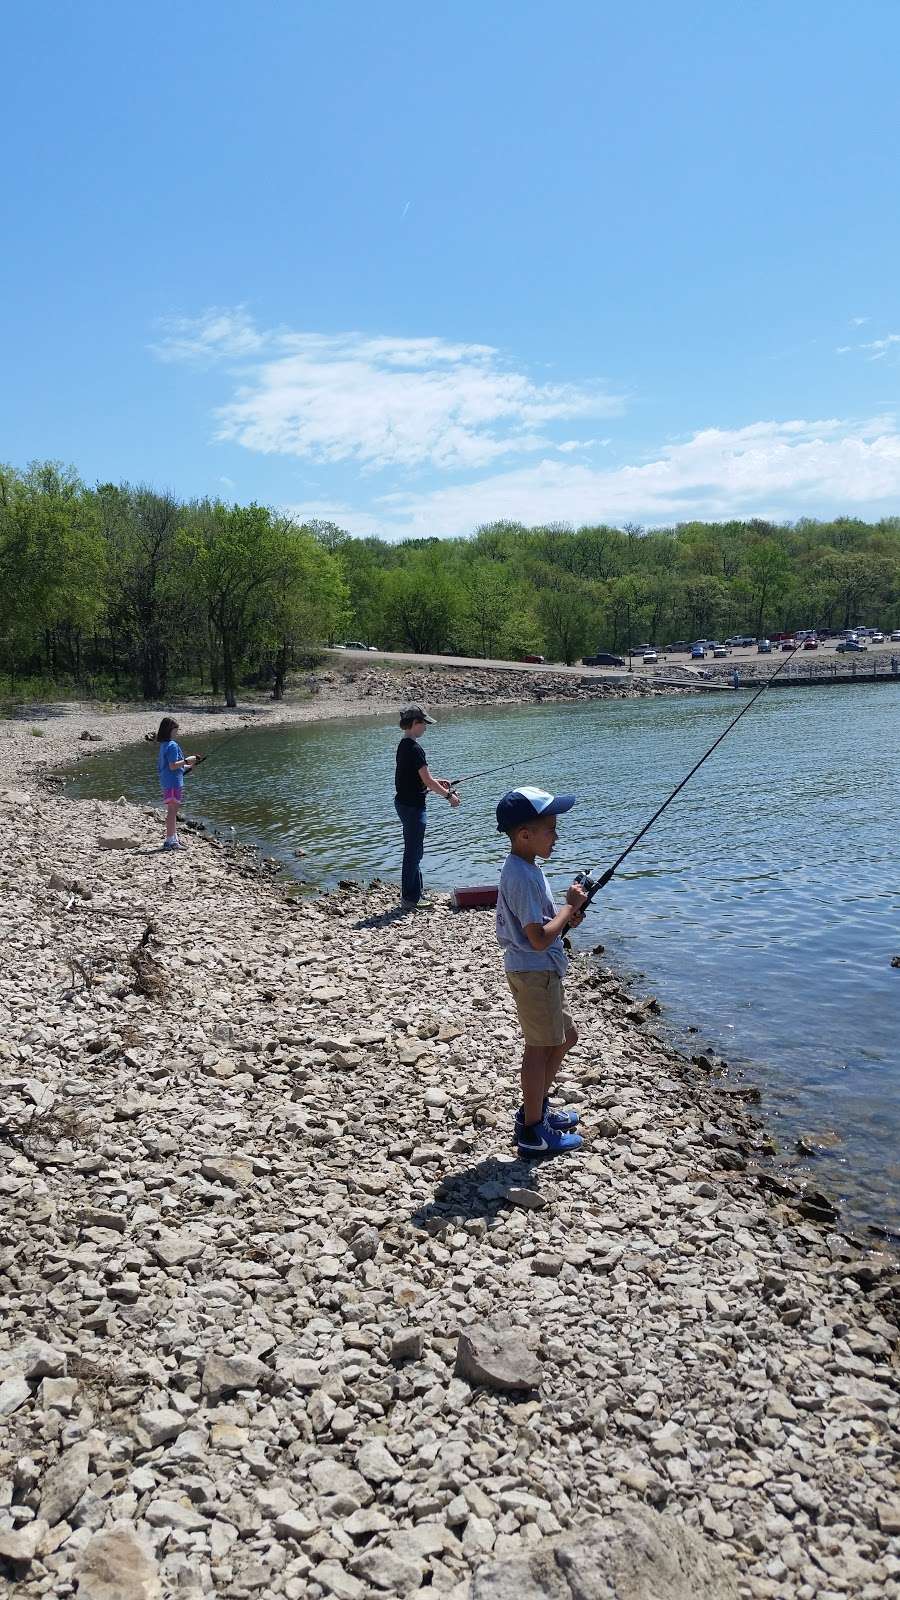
left=871, top=631, right=885, bottom=643
left=666, top=641, right=690, bottom=653
left=690, top=644, right=706, bottom=660
left=757, top=639, right=772, bottom=653
left=802, top=636, right=819, bottom=649
left=367, top=644, right=380, bottom=651
left=711, top=643, right=728, bottom=658
left=780, top=638, right=798, bottom=651
left=520, top=653, right=545, bottom=664
left=642, top=649, right=658, bottom=664
left=341, top=639, right=369, bottom=651
left=836, top=638, right=867, bottom=652
left=891, top=630, right=900, bottom=642
left=582, top=651, right=626, bottom=668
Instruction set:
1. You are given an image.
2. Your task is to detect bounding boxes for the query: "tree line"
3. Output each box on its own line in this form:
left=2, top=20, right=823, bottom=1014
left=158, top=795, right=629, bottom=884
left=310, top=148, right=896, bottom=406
left=2, top=458, right=900, bottom=696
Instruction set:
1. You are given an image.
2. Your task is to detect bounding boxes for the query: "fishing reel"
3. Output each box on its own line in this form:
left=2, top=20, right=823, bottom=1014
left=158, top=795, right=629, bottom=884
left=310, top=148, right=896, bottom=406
left=574, top=870, right=600, bottom=895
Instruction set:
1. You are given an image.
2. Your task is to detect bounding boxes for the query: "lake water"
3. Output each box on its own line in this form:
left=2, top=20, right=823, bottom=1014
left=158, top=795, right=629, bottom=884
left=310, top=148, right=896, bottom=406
left=68, top=684, right=900, bottom=1234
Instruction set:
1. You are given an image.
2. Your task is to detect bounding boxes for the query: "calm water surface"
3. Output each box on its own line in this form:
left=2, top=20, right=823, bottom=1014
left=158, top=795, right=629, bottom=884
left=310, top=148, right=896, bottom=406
left=70, top=685, right=900, bottom=1232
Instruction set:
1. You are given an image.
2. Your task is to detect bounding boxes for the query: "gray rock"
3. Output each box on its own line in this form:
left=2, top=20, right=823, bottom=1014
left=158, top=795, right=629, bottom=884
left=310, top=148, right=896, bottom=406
left=144, top=1497, right=211, bottom=1531
left=351, top=1544, right=425, bottom=1594
left=150, top=1231, right=204, bottom=1267
left=40, top=1441, right=90, bottom=1525
left=356, top=1438, right=403, bottom=1484
left=200, top=1155, right=256, bottom=1187
left=314, top=1560, right=366, bottom=1600
left=134, top=1409, right=187, bottom=1448
left=309, top=1459, right=373, bottom=1505
left=96, top=833, right=141, bottom=850
left=877, top=1498, right=900, bottom=1536
left=0, top=1337, right=67, bottom=1380
left=0, top=1518, right=49, bottom=1565
left=456, top=1324, right=542, bottom=1392
left=76, top=1521, right=162, bottom=1600
left=201, top=1351, right=271, bottom=1399
left=0, top=1374, right=32, bottom=1417
left=503, top=1188, right=547, bottom=1210
left=391, top=1329, right=424, bottom=1362
left=470, top=1507, right=739, bottom=1598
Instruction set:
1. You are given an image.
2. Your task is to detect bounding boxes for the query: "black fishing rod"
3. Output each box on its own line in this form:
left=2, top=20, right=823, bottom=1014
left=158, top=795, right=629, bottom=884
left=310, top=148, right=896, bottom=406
left=145, top=723, right=249, bottom=770
left=575, top=634, right=816, bottom=909
left=191, top=723, right=251, bottom=769
left=447, top=749, right=562, bottom=791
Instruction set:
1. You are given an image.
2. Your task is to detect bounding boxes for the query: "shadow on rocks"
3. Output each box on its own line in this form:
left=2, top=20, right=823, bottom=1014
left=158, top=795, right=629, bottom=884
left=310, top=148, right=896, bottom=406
left=350, top=904, right=410, bottom=930
left=410, top=1154, right=544, bottom=1232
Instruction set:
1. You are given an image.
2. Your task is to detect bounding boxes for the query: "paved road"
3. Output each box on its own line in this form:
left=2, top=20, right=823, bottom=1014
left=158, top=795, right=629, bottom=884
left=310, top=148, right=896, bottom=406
left=328, top=640, right=900, bottom=680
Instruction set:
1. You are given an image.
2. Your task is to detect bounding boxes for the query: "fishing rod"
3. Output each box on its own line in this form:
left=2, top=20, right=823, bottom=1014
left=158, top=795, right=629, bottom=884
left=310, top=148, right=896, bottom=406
left=575, top=633, right=818, bottom=909
left=448, top=749, right=562, bottom=790
left=191, top=723, right=251, bottom=769
left=145, top=723, right=249, bottom=770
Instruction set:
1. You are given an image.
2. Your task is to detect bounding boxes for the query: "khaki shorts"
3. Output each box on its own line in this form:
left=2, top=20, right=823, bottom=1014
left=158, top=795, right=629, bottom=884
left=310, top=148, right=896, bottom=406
left=506, top=970, right=574, bottom=1047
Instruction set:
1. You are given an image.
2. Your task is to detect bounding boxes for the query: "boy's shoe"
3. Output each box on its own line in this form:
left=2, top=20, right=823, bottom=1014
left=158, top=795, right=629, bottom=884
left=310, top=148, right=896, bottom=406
left=515, top=1100, right=580, bottom=1135
left=516, top=1117, right=583, bottom=1156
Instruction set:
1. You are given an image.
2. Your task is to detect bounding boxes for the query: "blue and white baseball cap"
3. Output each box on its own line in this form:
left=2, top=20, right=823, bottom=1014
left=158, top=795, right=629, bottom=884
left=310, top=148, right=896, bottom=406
left=496, top=786, right=576, bottom=833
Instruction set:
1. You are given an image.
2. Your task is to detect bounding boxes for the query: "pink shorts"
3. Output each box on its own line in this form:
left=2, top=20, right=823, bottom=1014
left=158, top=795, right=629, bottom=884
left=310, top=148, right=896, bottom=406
left=162, top=788, right=183, bottom=804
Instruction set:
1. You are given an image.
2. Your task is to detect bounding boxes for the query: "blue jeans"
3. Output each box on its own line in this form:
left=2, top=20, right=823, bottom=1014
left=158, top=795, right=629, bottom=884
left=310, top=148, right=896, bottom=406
left=395, top=800, right=426, bottom=903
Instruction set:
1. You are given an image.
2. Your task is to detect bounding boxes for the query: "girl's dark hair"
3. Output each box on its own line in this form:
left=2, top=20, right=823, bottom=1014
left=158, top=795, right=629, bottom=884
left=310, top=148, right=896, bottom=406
left=156, top=717, right=179, bottom=743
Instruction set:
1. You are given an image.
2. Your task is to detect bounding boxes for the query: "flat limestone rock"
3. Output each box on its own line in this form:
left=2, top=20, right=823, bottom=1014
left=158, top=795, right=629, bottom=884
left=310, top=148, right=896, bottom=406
left=96, top=832, right=141, bottom=850
left=76, top=1522, right=162, bottom=1600
left=200, top=1155, right=255, bottom=1188
left=150, top=1230, right=205, bottom=1268
left=0, top=1337, right=68, bottom=1380
left=201, top=1351, right=271, bottom=1399
left=469, top=1507, right=739, bottom=1599
left=40, top=1441, right=90, bottom=1526
left=455, top=1324, right=542, bottom=1392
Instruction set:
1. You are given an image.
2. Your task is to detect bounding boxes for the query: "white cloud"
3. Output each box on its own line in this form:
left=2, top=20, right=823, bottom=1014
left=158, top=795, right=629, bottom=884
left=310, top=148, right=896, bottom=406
left=860, top=333, right=900, bottom=361
left=835, top=328, right=900, bottom=362
left=153, top=310, right=622, bottom=472
left=849, top=316, right=870, bottom=327
left=349, top=415, right=900, bottom=537
left=152, top=307, right=270, bottom=363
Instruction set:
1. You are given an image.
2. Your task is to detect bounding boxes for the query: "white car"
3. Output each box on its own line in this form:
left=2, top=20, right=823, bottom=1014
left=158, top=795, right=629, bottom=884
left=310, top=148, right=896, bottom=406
left=871, top=631, right=884, bottom=643
left=642, top=649, right=658, bottom=664
left=891, top=630, right=900, bottom=642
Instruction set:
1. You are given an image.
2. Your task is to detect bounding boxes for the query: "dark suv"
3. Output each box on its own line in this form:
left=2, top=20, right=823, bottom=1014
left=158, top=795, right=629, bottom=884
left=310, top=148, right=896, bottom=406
left=582, top=651, right=626, bottom=668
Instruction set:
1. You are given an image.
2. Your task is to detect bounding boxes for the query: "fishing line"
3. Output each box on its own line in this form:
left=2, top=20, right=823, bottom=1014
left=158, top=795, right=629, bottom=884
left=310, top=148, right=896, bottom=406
left=577, top=632, right=821, bottom=909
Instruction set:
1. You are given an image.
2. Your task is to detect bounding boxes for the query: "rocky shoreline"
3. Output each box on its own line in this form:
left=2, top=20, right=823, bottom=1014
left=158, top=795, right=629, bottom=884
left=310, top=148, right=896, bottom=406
left=1, top=702, right=899, bottom=1600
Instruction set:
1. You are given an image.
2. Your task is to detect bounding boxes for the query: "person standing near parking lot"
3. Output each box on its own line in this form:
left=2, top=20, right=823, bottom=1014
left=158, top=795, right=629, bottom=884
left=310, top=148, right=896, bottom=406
left=394, top=705, right=460, bottom=910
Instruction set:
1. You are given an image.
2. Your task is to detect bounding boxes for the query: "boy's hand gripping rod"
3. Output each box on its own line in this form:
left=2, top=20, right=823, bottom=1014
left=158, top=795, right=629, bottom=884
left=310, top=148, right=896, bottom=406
left=574, top=635, right=814, bottom=910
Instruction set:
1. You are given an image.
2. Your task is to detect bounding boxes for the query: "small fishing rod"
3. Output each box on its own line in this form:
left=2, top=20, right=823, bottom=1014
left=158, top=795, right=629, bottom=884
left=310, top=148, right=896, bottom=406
left=448, top=749, right=562, bottom=790
left=575, top=633, right=817, bottom=909
left=145, top=723, right=249, bottom=770
left=191, top=724, right=251, bottom=770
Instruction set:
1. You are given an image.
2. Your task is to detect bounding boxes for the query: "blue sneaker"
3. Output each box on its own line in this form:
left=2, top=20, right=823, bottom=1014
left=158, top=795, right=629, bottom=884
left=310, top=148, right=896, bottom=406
left=515, top=1100, right=580, bottom=1135
left=516, top=1117, right=583, bottom=1156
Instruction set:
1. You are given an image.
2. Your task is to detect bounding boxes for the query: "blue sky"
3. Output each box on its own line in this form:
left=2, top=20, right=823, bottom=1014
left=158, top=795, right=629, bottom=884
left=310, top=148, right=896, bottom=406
left=3, top=0, right=899, bottom=537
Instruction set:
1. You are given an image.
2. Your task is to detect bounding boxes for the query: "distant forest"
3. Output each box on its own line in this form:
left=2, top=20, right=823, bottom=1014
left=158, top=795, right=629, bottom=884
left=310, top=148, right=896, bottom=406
left=2, top=459, right=899, bottom=697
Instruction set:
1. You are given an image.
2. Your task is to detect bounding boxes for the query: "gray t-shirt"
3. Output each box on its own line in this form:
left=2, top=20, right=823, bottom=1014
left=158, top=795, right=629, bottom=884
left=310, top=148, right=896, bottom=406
left=496, top=852, right=566, bottom=976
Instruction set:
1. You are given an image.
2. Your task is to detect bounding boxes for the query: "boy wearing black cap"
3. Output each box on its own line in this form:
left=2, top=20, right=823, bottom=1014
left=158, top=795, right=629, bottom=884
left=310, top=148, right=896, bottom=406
left=395, top=705, right=461, bottom=909
left=495, top=786, right=588, bottom=1154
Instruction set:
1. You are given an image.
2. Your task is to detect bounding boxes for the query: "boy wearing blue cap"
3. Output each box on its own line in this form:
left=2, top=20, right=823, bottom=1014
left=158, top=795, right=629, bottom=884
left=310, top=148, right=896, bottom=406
left=495, top=786, right=588, bottom=1154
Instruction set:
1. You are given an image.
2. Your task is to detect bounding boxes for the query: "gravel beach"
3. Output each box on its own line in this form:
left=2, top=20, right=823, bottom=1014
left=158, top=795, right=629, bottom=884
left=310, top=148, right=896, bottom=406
left=1, top=698, right=898, bottom=1600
